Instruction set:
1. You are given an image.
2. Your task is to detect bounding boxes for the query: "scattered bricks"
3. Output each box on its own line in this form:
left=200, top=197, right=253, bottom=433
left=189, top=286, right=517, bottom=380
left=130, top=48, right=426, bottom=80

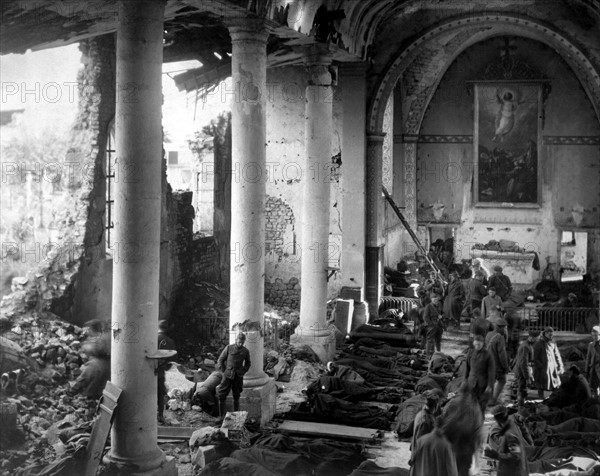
left=190, top=444, right=218, bottom=468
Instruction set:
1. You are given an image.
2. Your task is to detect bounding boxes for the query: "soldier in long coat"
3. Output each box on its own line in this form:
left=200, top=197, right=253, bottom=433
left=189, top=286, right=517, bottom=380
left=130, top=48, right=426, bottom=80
left=423, top=293, right=444, bottom=358
left=514, top=331, right=538, bottom=406
left=533, top=327, right=564, bottom=400
left=465, top=335, right=495, bottom=413
left=409, top=416, right=458, bottom=476
left=586, top=325, right=600, bottom=397
left=486, top=319, right=510, bottom=405
left=444, top=271, right=465, bottom=328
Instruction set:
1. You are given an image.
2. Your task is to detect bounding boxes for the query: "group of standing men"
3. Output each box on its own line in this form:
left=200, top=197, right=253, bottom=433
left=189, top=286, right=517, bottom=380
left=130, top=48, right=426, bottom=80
left=410, top=324, right=600, bottom=476
left=409, top=258, right=600, bottom=476
left=418, top=261, right=513, bottom=359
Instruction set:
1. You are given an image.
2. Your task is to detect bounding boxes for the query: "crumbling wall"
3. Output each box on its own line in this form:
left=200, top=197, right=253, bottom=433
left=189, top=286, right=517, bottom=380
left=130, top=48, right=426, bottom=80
left=211, top=113, right=232, bottom=286
left=0, top=35, right=219, bottom=328
left=190, top=236, right=220, bottom=283
left=264, top=66, right=344, bottom=305
left=264, top=195, right=300, bottom=306
left=265, top=195, right=295, bottom=255
left=160, top=190, right=195, bottom=318
left=1, top=35, right=116, bottom=326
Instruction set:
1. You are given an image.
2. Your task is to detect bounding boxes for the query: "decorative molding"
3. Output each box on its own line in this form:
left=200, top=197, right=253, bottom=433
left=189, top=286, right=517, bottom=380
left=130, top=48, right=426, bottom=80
left=366, top=132, right=386, bottom=142
left=418, top=135, right=473, bottom=144
left=395, top=134, right=473, bottom=143
left=401, top=134, right=419, bottom=143
left=543, top=136, right=600, bottom=146
left=474, top=216, right=543, bottom=225
left=477, top=50, right=545, bottom=81
left=382, top=98, right=394, bottom=192
left=403, top=142, right=417, bottom=227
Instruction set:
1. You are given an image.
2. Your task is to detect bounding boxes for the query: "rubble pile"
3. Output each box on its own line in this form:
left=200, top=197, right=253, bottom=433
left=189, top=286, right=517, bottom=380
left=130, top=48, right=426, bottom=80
left=0, top=314, right=103, bottom=475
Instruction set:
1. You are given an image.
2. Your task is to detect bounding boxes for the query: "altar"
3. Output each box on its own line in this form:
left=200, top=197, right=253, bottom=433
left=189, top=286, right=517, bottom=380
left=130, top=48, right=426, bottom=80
left=471, top=249, right=538, bottom=285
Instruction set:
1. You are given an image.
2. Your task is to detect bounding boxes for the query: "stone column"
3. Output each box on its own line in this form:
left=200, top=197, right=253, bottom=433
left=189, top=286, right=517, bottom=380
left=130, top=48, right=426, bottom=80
left=340, top=63, right=367, bottom=291
left=107, top=1, right=176, bottom=475
left=294, top=45, right=336, bottom=363
left=366, top=133, right=386, bottom=318
left=228, top=19, right=276, bottom=425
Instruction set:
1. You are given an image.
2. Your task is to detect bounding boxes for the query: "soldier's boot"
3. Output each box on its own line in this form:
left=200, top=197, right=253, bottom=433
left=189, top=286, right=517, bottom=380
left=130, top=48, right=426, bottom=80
left=219, top=398, right=227, bottom=418
left=233, top=398, right=240, bottom=412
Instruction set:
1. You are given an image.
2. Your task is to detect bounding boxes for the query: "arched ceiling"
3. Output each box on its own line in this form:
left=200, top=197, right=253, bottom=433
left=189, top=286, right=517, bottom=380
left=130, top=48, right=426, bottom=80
left=365, top=12, right=600, bottom=134
left=1, top=0, right=599, bottom=109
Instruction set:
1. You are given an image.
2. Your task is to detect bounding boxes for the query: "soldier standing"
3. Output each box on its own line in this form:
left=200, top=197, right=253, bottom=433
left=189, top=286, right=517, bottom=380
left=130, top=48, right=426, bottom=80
left=514, top=331, right=538, bottom=406
left=216, top=332, right=251, bottom=417
left=585, top=325, right=600, bottom=397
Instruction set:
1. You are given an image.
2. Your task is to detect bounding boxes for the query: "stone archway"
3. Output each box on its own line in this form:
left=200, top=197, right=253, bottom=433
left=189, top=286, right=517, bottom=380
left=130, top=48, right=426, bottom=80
left=366, top=12, right=600, bottom=238
left=363, top=13, right=600, bottom=308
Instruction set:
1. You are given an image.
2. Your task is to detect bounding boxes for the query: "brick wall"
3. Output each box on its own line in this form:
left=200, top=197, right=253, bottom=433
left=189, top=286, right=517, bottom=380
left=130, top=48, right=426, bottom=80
left=263, top=195, right=300, bottom=308
left=265, top=195, right=295, bottom=255
left=265, top=276, right=300, bottom=309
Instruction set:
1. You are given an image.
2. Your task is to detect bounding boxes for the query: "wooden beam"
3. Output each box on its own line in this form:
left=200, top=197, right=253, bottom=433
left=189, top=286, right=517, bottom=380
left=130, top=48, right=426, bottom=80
left=157, top=426, right=199, bottom=440
left=276, top=420, right=383, bottom=441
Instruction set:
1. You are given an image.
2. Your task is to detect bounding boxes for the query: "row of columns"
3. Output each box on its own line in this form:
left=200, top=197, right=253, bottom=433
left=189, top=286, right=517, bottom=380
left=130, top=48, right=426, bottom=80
left=107, top=3, right=371, bottom=473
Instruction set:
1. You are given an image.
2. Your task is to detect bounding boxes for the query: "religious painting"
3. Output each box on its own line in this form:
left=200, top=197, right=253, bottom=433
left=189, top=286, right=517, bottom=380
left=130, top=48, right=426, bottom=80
left=473, top=82, right=542, bottom=207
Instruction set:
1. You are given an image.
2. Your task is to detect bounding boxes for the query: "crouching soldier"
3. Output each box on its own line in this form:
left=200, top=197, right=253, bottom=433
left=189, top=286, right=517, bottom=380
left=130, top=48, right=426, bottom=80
left=189, top=370, right=223, bottom=417
left=71, top=320, right=111, bottom=399
left=216, top=332, right=251, bottom=417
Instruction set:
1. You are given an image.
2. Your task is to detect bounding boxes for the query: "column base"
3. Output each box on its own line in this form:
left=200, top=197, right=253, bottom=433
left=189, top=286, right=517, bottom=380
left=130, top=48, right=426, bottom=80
left=235, top=379, right=277, bottom=427
left=102, top=454, right=177, bottom=476
left=290, top=331, right=336, bottom=363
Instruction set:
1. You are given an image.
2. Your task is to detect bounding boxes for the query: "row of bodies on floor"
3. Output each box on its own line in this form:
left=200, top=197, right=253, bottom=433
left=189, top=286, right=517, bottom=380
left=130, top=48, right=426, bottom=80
left=183, top=315, right=600, bottom=476
left=41, top=310, right=600, bottom=474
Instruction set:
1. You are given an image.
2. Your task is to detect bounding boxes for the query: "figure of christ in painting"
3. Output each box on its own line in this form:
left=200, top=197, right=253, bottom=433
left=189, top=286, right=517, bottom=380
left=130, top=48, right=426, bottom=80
left=476, top=83, right=540, bottom=205
left=492, top=88, right=522, bottom=142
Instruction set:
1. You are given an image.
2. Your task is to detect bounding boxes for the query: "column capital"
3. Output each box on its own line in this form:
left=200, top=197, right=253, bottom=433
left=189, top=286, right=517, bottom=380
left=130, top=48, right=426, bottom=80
left=228, top=18, right=270, bottom=43
left=367, top=131, right=386, bottom=142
